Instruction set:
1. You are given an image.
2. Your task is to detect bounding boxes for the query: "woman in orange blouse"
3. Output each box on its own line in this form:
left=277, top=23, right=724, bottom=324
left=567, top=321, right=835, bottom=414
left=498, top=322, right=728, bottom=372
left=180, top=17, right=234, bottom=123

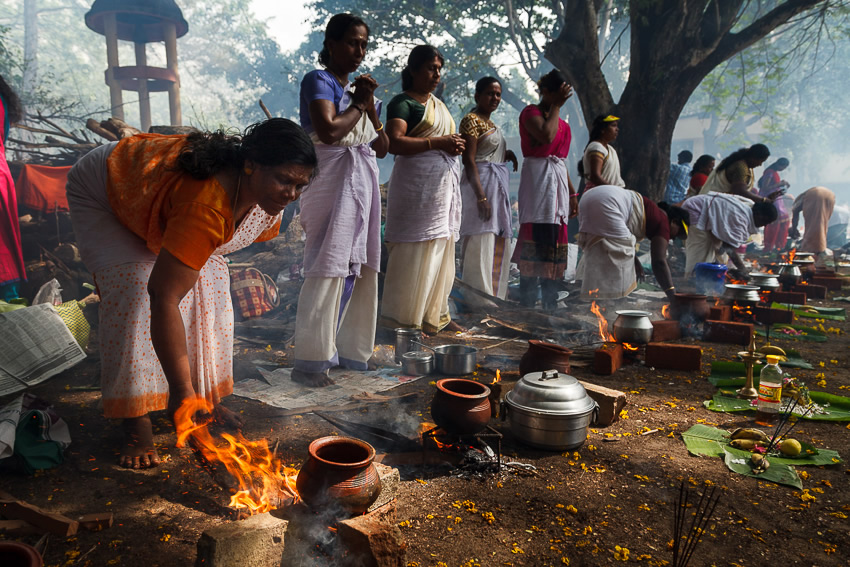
left=66, top=119, right=317, bottom=468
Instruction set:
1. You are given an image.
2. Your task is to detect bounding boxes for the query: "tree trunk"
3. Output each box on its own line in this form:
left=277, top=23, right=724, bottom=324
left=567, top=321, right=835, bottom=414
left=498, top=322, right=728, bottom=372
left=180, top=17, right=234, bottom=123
left=23, top=0, right=38, bottom=101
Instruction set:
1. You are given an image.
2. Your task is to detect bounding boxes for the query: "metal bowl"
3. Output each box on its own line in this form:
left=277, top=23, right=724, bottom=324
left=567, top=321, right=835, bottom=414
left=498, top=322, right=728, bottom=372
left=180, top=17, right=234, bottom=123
left=748, top=272, right=780, bottom=291
left=433, top=345, right=478, bottom=375
left=723, top=284, right=762, bottom=303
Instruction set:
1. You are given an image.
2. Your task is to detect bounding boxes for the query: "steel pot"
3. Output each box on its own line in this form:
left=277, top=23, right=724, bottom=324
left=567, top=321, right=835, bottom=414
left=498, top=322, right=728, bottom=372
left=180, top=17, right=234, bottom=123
left=414, top=342, right=478, bottom=375
left=394, top=328, right=422, bottom=364
left=502, top=370, right=598, bottom=451
left=776, top=263, right=802, bottom=289
left=723, top=284, right=762, bottom=303
left=612, top=310, right=653, bottom=344
left=748, top=272, right=780, bottom=292
left=402, top=351, right=433, bottom=376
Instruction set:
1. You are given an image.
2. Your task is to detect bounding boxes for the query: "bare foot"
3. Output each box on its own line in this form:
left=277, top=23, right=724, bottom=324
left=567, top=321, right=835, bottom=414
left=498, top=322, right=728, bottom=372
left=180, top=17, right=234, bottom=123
left=291, top=368, right=335, bottom=387
left=443, top=320, right=467, bottom=333
left=120, top=415, right=161, bottom=469
left=212, top=405, right=245, bottom=430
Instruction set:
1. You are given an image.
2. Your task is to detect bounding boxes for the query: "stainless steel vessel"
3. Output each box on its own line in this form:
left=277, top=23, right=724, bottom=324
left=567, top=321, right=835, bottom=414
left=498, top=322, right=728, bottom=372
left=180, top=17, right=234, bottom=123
left=503, top=370, right=598, bottom=451
left=748, top=272, right=780, bottom=292
left=401, top=351, right=433, bottom=376
left=394, top=328, right=422, bottom=364
left=723, top=284, right=762, bottom=303
left=612, top=310, right=653, bottom=344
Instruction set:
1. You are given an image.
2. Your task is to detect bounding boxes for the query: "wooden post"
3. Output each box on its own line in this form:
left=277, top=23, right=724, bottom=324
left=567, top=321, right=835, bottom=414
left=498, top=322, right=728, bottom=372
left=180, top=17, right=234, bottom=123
left=134, top=42, right=152, bottom=132
left=102, top=12, right=124, bottom=120
left=163, top=22, right=181, bottom=126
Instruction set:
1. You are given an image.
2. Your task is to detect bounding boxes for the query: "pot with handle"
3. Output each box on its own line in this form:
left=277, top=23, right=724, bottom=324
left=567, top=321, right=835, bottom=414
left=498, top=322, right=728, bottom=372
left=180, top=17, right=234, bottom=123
left=413, top=341, right=478, bottom=375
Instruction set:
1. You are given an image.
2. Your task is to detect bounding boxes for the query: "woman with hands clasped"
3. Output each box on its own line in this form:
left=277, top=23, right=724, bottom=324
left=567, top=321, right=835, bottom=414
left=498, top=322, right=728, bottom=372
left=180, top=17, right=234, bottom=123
left=458, top=77, right=518, bottom=304
left=512, top=70, right=577, bottom=309
left=380, top=45, right=466, bottom=334
left=293, top=13, right=389, bottom=387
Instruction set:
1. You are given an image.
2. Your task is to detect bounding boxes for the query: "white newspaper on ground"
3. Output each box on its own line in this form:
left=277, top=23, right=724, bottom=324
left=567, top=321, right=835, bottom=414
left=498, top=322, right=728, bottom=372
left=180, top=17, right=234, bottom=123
left=232, top=367, right=420, bottom=410
left=0, top=304, right=87, bottom=396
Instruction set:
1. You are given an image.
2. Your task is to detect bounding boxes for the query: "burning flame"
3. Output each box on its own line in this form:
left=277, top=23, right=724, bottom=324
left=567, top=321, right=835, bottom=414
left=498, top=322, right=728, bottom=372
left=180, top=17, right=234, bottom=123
left=732, top=303, right=754, bottom=320
left=491, top=369, right=501, bottom=384
left=175, top=397, right=299, bottom=514
left=661, top=304, right=671, bottom=320
left=789, top=248, right=796, bottom=263
left=590, top=301, right=615, bottom=342
left=622, top=343, right=638, bottom=352
left=418, top=421, right=452, bottom=450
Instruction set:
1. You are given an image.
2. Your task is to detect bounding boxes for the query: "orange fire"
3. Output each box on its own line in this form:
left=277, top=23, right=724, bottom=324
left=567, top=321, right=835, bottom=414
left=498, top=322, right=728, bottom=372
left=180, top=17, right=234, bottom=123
left=590, top=301, right=615, bottom=341
left=418, top=421, right=452, bottom=450
left=731, top=303, right=754, bottom=319
left=622, top=343, right=638, bottom=352
left=788, top=248, right=796, bottom=263
left=661, top=304, right=671, bottom=320
left=491, top=369, right=501, bottom=385
left=175, top=397, right=299, bottom=514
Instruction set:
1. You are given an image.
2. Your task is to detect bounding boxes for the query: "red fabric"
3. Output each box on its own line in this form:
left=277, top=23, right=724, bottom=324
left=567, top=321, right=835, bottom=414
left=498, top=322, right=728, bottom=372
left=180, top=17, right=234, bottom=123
left=1, top=101, right=25, bottom=286
left=15, top=163, right=72, bottom=212
left=690, top=172, right=708, bottom=192
left=518, top=105, right=571, bottom=158
left=642, top=196, right=670, bottom=241
left=763, top=220, right=790, bottom=252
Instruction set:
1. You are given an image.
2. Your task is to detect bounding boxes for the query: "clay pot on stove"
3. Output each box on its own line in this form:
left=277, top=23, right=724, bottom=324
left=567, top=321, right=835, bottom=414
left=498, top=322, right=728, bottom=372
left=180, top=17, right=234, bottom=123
left=519, top=340, right=573, bottom=375
left=0, top=542, right=43, bottom=567
left=669, top=293, right=710, bottom=322
left=431, top=378, right=492, bottom=435
left=295, top=436, right=381, bottom=516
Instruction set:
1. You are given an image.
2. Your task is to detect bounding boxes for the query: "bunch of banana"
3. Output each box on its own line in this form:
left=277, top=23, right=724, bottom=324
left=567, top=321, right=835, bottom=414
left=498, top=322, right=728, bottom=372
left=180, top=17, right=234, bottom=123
left=750, top=453, right=770, bottom=474
left=730, top=428, right=771, bottom=443
left=730, top=438, right=763, bottom=450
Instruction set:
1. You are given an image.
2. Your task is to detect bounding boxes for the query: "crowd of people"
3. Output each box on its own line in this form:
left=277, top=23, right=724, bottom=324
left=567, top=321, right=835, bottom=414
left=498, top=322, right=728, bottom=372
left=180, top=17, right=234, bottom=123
left=0, top=12, right=844, bottom=468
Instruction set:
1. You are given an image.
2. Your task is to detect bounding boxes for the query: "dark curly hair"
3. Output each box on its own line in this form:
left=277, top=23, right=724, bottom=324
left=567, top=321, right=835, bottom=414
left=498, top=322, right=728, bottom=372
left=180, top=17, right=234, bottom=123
left=717, top=144, right=770, bottom=172
left=0, top=74, right=23, bottom=125
left=658, top=201, right=691, bottom=235
left=537, top=69, right=567, bottom=93
left=176, top=118, right=318, bottom=180
left=318, top=13, right=369, bottom=68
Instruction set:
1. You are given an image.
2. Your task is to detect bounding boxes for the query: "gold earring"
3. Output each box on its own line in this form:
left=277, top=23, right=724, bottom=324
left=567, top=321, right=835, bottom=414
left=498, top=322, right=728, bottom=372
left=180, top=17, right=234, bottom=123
left=244, top=167, right=253, bottom=175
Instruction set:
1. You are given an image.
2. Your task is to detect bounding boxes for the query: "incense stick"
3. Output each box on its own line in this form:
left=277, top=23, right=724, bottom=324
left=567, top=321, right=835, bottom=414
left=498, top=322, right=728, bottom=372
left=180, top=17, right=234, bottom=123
left=672, top=481, right=721, bottom=567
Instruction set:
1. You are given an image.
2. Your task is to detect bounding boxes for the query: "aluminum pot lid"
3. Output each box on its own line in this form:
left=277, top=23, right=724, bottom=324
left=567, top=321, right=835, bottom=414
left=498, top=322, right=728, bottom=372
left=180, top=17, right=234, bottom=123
left=505, top=370, right=596, bottom=415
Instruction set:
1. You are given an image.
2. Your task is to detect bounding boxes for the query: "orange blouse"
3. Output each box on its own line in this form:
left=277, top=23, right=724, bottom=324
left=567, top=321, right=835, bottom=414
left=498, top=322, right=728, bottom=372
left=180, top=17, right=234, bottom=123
left=106, top=134, right=280, bottom=270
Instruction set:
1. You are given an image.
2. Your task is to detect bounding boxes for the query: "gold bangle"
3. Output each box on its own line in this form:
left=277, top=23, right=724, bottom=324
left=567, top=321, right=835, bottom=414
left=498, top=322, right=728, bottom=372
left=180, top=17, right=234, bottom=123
left=375, top=121, right=384, bottom=132
left=665, top=286, right=675, bottom=292
left=426, top=138, right=432, bottom=150
left=478, top=197, right=488, bottom=203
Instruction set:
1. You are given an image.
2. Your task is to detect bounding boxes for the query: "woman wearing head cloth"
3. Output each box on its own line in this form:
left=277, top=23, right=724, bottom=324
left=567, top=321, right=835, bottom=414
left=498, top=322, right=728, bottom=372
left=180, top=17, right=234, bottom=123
left=699, top=144, right=777, bottom=204
left=380, top=45, right=466, bottom=333
left=292, top=13, right=389, bottom=387
left=581, top=114, right=625, bottom=190
left=66, top=119, right=317, bottom=468
left=511, top=70, right=577, bottom=309
left=458, top=76, right=518, bottom=305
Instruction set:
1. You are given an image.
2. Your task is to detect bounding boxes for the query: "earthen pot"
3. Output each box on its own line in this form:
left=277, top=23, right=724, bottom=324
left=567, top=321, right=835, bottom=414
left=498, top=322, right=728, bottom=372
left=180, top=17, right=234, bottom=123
left=431, top=378, right=492, bottom=435
left=295, top=436, right=381, bottom=516
left=670, top=293, right=710, bottom=322
left=0, top=542, right=43, bottom=567
left=519, top=339, right=573, bottom=375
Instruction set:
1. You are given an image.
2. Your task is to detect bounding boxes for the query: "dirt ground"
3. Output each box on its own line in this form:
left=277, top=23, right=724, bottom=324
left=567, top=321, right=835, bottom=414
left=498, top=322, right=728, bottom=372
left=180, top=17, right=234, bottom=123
left=1, top=281, right=849, bottom=567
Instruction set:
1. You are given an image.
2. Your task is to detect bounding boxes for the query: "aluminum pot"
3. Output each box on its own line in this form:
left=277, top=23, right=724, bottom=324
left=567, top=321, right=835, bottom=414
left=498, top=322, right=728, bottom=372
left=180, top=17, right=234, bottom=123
left=723, top=284, right=762, bottom=303
left=612, top=310, right=653, bottom=344
left=748, top=272, right=780, bottom=292
left=394, top=328, right=422, bottom=364
left=503, top=370, right=598, bottom=451
left=776, top=263, right=802, bottom=288
left=414, top=342, right=478, bottom=375
left=402, top=351, right=433, bottom=376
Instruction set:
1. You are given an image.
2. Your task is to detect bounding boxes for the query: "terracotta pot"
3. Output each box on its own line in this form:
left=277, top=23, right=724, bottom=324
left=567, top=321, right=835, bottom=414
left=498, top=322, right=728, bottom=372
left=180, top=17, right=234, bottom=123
left=295, top=436, right=381, bottom=516
left=0, top=542, right=43, bottom=567
left=519, top=340, right=573, bottom=375
left=431, top=378, right=492, bottom=435
left=670, top=293, right=710, bottom=322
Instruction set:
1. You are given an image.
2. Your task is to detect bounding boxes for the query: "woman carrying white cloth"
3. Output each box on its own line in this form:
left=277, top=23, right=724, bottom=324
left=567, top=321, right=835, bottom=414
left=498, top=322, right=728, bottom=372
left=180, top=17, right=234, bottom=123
left=381, top=45, right=466, bottom=334
left=680, top=192, right=777, bottom=277
left=292, top=14, right=389, bottom=387
left=576, top=185, right=688, bottom=300
left=458, top=77, right=518, bottom=304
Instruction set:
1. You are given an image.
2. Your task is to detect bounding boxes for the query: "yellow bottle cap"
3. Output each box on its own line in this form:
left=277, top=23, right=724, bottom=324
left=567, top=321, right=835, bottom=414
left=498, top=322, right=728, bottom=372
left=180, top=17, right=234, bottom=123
left=766, top=355, right=780, bottom=365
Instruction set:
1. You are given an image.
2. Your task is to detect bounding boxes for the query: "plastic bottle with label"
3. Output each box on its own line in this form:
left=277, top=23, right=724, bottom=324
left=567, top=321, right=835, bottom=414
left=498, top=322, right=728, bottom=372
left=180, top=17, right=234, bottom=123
left=755, top=355, right=783, bottom=426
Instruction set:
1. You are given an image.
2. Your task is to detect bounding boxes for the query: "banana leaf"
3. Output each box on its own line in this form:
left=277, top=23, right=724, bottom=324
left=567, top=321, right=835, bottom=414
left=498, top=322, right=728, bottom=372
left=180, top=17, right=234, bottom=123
left=722, top=447, right=802, bottom=489
left=704, top=392, right=850, bottom=421
left=757, top=324, right=827, bottom=342
left=680, top=424, right=728, bottom=458
left=769, top=302, right=846, bottom=321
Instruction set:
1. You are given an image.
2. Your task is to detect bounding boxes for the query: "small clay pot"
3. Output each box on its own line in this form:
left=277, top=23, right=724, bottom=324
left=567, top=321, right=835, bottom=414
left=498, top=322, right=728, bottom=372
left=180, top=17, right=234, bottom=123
left=0, top=542, right=43, bottom=567
left=431, top=378, right=492, bottom=435
left=670, top=293, right=710, bottom=322
left=295, top=436, right=381, bottom=516
left=519, top=340, right=573, bottom=375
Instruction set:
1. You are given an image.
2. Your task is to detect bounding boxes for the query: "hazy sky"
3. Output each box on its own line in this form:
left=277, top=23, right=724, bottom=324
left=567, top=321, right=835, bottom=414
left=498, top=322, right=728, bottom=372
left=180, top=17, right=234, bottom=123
left=250, top=0, right=313, bottom=52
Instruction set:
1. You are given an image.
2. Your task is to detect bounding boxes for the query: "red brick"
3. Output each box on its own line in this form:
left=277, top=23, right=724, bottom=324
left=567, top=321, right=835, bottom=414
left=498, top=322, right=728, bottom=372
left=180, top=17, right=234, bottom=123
left=708, top=305, right=731, bottom=322
left=337, top=501, right=406, bottom=567
left=593, top=343, right=624, bottom=375
left=793, top=284, right=826, bottom=299
left=754, top=306, right=794, bottom=325
left=651, top=320, right=681, bottom=342
left=577, top=380, right=627, bottom=426
left=814, top=269, right=836, bottom=277
left=703, top=320, right=754, bottom=345
left=771, top=291, right=806, bottom=305
left=644, top=343, right=702, bottom=371
left=810, top=277, right=843, bottom=291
